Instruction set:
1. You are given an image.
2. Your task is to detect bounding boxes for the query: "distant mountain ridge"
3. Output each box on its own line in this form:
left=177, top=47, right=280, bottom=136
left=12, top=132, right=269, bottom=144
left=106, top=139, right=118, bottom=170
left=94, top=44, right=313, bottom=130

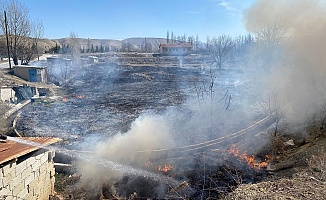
left=51, top=37, right=168, bottom=52
left=1, top=35, right=171, bottom=53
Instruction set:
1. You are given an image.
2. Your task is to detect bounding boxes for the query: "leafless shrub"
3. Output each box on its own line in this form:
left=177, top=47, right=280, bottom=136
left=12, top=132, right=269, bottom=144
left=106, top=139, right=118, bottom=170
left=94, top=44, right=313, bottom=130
left=269, top=134, right=286, bottom=158
left=307, top=147, right=326, bottom=182
left=207, top=35, right=235, bottom=70
left=260, top=91, right=284, bottom=137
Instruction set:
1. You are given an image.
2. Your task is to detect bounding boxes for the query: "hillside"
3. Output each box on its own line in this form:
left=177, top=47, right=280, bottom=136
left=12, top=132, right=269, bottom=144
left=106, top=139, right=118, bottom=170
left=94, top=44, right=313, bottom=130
left=52, top=37, right=167, bottom=52
left=1, top=35, right=168, bottom=54
left=53, top=38, right=121, bottom=50
left=122, top=37, right=167, bottom=51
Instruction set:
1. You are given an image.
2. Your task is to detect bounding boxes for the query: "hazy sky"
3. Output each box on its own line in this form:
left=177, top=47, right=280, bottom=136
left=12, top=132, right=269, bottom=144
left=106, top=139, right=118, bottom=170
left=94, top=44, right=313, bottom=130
left=19, top=0, right=255, bottom=41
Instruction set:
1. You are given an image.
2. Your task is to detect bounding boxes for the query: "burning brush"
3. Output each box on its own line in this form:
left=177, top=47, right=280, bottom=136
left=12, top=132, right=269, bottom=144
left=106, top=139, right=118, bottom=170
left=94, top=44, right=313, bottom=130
left=157, top=164, right=174, bottom=172
left=228, top=145, right=272, bottom=170
left=145, top=160, right=174, bottom=173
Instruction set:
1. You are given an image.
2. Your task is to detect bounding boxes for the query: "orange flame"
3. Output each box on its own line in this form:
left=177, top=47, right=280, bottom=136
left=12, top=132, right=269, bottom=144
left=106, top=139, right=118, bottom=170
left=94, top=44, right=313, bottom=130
left=228, top=145, right=272, bottom=170
left=157, top=164, right=174, bottom=172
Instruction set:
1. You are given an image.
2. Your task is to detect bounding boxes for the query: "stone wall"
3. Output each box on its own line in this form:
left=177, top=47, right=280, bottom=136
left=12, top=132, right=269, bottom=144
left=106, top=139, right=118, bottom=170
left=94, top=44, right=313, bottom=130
left=0, top=149, right=56, bottom=200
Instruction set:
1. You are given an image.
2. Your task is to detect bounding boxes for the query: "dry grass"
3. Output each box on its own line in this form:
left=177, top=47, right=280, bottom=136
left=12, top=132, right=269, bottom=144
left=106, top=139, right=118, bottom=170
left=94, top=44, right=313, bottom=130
left=306, top=147, right=326, bottom=182
left=224, top=172, right=326, bottom=200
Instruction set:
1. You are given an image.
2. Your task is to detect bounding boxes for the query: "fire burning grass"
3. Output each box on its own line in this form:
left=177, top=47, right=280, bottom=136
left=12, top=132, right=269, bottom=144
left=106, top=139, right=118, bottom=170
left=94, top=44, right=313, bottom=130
left=157, top=164, right=174, bottom=172
left=145, top=160, right=174, bottom=173
left=228, top=144, right=272, bottom=170
left=62, top=94, right=84, bottom=102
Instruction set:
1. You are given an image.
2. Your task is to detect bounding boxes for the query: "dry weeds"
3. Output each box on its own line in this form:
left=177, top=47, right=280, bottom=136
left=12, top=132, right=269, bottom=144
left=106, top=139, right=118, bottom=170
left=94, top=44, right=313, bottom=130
left=224, top=172, right=325, bottom=200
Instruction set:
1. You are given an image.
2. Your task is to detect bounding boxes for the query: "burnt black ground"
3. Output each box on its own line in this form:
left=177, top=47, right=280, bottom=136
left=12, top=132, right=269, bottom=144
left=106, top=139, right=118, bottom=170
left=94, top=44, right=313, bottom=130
left=17, top=63, right=208, bottom=146
left=17, top=62, right=265, bottom=150
left=15, top=62, right=275, bottom=198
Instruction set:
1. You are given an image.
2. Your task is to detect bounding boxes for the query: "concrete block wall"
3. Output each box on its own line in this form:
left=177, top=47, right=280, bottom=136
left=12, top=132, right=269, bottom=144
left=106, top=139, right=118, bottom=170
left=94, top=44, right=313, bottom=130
left=0, top=87, right=15, bottom=102
left=0, top=149, right=56, bottom=200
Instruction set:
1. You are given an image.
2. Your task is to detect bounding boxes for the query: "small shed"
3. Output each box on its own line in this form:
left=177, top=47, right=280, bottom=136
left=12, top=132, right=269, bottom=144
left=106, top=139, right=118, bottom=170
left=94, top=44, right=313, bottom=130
left=0, top=87, right=15, bottom=103
left=159, top=43, right=192, bottom=56
left=88, top=56, right=99, bottom=64
left=0, top=137, right=60, bottom=199
left=13, top=65, right=47, bottom=83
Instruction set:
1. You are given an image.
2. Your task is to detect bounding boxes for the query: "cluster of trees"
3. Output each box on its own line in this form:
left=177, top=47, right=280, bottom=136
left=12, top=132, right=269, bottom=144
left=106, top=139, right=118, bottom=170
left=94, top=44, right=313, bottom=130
left=80, top=44, right=108, bottom=54
left=166, top=31, right=201, bottom=53
left=54, top=42, right=118, bottom=55
left=81, top=38, right=119, bottom=53
left=121, top=39, right=153, bottom=53
left=164, top=26, right=285, bottom=71
left=0, top=0, right=44, bottom=66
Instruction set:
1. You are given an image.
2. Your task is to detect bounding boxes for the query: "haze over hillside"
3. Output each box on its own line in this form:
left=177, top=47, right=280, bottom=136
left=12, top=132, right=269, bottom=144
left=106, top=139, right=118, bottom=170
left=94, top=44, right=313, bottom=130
left=1, top=34, right=181, bottom=55
left=51, top=37, right=168, bottom=52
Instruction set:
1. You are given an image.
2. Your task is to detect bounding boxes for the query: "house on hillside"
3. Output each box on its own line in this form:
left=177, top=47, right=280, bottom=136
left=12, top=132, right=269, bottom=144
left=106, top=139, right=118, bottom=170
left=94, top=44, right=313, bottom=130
left=159, top=43, right=192, bottom=56
left=13, top=65, right=47, bottom=83
left=0, top=137, right=60, bottom=199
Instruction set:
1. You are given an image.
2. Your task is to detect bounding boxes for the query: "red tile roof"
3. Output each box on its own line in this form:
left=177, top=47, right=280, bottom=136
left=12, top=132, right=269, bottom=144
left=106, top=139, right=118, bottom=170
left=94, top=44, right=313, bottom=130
left=160, top=43, right=192, bottom=48
left=0, top=137, right=61, bottom=164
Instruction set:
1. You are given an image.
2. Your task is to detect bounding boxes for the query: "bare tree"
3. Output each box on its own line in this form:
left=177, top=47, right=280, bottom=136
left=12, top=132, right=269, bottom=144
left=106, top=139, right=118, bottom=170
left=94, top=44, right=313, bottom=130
left=255, top=18, right=287, bottom=47
left=0, top=34, right=8, bottom=56
left=253, top=18, right=287, bottom=70
left=0, top=0, right=29, bottom=65
left=60, top=61, right=72, bottom=86
left=20, top=19, right=44, bottom=64
left=207, top=35, right=235, bottom=70
left=30, top=19, right=44, bottom=61
left=260, top=92, right=284, bottom=137
left=187, top=35, right=194, bottom=46
left=194, top=34, right=200, bottom=53
left=0, top=0, right=44, bottom=65
left=69, top=31, right=80, bottom=65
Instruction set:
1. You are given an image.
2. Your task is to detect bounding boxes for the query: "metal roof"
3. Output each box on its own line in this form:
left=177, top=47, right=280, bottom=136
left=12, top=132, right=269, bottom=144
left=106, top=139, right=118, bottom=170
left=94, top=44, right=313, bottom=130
left=160, top=43, right=192, bottom=48
left=0, top=137, right=61, bottom=165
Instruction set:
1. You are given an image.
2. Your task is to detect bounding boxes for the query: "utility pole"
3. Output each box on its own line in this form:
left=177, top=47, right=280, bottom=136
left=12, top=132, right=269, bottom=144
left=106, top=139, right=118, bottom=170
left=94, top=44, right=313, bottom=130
left=4, top=11, right=11, bottom=69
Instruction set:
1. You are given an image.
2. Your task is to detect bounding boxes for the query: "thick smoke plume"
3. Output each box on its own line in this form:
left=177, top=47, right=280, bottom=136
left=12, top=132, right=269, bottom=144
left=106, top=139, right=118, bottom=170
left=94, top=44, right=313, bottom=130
left=245, top=0, right=326, bottom=126
left=77, top=114, right=176, bottom=192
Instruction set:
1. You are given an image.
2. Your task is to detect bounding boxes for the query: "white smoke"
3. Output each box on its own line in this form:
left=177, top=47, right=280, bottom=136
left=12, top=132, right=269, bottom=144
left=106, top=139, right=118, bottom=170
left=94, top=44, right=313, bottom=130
left=244, top=0, right=326, bottom=126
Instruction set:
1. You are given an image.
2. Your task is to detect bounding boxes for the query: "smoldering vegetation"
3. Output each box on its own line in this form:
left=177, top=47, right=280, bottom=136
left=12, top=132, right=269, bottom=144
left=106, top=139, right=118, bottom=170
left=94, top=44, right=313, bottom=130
left=14, top=0, right=326, bottom=198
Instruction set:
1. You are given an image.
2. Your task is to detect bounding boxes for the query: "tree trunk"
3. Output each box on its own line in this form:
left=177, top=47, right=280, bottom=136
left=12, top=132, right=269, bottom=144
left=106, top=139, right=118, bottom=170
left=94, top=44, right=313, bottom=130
left=13, top=56, right=18, bottom=65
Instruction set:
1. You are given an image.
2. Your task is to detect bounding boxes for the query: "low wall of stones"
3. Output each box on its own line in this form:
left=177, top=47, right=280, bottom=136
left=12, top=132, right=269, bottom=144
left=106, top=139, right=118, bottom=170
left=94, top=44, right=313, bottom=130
left=0, top=149, right=56, bottom=200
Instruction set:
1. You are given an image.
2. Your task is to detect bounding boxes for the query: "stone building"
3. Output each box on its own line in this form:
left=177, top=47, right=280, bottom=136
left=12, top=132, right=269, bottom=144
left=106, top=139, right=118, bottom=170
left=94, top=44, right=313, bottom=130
left=0, top=137, right=60, bottom=199
left=13, top=65, right=47, bottom=83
